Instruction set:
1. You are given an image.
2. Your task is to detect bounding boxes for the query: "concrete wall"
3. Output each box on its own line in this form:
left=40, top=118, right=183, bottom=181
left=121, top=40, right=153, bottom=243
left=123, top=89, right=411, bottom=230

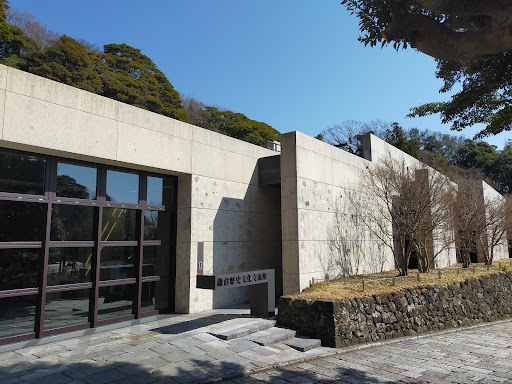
left=481, top=181, right=509, bottom=262
left=361, top=134, right=458, bottom=269
left=281, top=131, right=460, bottom=295
left=0, top=65, right=281, bottom=313
left=281, top=131, right=396, bottom=295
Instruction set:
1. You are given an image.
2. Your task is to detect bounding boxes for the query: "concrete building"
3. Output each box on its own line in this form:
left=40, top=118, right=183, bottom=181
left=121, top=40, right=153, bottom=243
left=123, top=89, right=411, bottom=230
left=0, top=64, right=508, bottom=346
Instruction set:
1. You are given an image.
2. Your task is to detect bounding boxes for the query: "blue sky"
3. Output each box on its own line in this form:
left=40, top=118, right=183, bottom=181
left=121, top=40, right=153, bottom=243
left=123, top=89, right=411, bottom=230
left=11, top=0, right=511, bottom=149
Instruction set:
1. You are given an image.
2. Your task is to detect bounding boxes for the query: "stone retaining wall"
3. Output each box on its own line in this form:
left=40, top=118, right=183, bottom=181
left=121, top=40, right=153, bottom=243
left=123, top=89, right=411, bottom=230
left=277, top=272, right=512, bottom=348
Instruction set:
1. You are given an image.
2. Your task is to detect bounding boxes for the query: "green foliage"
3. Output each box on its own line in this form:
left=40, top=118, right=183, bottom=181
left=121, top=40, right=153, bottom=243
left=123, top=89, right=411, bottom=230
left=384, top=123, right=420, bottom=158
left=26, top=35, right=102, bottom=93
left=340, top=0, right=433, bottom=51
left=410, top=52, right=512, bottom=139
left=341, top=0, right=396, bottom=49
left=1, top=8, right=281, bottom=148
left=0, top=0, right=7, bottom=23
left=487, top=144, right=512, bottom=193
left=0, top=22, right=28, bottom=64
left=203, top=107, right=280, bottom=146
left=95, top=44, right=187, bottom=121
left=456, top=140, right=499, bottom=172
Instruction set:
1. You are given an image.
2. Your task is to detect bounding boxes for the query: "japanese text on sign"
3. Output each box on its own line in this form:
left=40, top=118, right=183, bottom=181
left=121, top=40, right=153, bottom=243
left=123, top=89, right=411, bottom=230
left=216, top=272, right=268, bottom=288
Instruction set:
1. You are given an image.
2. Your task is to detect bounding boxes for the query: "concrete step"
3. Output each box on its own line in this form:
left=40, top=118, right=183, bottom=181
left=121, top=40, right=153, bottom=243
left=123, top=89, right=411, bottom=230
left=243, top=327, right=296, bottom=346
left=283, top=337, right=322, bottom=352
left=210, top=319, right=276, bottom=341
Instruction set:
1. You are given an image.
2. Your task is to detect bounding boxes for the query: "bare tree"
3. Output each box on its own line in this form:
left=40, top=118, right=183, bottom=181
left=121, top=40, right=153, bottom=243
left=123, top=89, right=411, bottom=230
left=320, top=120, right=388, bottom=154
left=350, top=154, right=454, bottom=276
left=180, top=95, right=220, bottom=132
left=477, top=190, right=507, bottom=265
left=506, top=196, right=512, bottom=257
left=6, top=8, right=60, bottom=48
left=451, top=173, right=487, bottom=268
left=413, top=169, right=456, bottom=272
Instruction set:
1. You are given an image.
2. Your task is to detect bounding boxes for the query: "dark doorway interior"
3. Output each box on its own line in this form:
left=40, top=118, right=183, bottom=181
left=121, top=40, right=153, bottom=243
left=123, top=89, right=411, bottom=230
left=0, top=148, right=177, bottom=345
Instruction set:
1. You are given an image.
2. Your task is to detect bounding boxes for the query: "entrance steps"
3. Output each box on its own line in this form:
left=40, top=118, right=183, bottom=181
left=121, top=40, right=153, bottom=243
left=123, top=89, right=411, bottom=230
left=209, top=317, right=322, bottom=352
left=210, top=319, right=276, bottom=340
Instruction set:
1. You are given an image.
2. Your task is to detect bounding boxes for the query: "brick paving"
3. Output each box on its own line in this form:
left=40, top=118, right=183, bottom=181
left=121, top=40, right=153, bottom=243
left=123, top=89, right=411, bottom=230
left=0, top=307, right=511, bottom=383
left=235, top=320, right=512, bottom=384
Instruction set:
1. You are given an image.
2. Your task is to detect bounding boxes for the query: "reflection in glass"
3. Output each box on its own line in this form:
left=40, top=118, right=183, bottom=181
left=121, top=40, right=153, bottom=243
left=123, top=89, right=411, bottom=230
left=98, top=285, right=134, bottom=320
left=0, top=150, right=46, bottom=195
left=0, top=295, right=37, bottom=338
left=106, top=170, right=139, bottom=204
left=147, top=176, right=163, bottom=206
left=142, top=247, right=157, bottom=277
left=44, top=290, right=90, bottom=330
left=57, top=163, right=97, bottom=200
left=141, top=281, right=169, bottom=312
left=0, top=249, right=41, bottom=290
left=0, top=201, right=46, bottom=242
left=144, top=210, right=170, bottom=241
left=51, top=205, right=95, bottom=241
left=47, top=248, right=92, bottom=286
left=100, top=247, right=135, bottom=281
left=102, top=208, right=136, bottom=241
left=142, top=245, right=170, bottom=277
left=144, top=211, right=157, bottom=240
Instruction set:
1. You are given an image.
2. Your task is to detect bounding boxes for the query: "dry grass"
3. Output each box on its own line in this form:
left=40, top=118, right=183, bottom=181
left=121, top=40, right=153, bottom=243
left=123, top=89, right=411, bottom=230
left=288, top=258, right=512, bottom=303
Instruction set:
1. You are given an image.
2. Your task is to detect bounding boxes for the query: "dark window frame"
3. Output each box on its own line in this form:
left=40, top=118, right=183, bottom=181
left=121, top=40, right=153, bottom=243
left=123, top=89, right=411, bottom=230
left=0, top=147, right=177, bottom=344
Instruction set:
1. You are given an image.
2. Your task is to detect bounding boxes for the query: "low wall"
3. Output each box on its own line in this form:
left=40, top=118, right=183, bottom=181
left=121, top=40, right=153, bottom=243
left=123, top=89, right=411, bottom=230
left=277, top=272, right=512, bottom=348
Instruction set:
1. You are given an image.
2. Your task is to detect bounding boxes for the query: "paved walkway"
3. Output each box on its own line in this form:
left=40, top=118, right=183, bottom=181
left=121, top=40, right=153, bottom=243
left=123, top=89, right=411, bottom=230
left=0, top=307, right=511, bottom=384
left=0, top=307, right=334, bottom=384
left=238, top=321, right=512, bottom=384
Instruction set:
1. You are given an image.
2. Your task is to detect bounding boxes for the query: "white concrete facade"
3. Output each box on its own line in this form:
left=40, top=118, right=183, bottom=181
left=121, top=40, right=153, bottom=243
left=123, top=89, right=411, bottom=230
left=0, top=65, right=281, bottom=314
left=0, top=64, right=508, bottom=313
left=280, top=132, right=460, bottom=294
left=481, top=181, right=509, bottom=262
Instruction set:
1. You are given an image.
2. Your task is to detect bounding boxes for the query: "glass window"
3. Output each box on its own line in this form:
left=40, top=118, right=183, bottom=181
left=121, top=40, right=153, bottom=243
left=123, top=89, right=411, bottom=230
left=57, top=163, right=97, bottom=200
left=147, top=176, right=163, bottom=206
left=0, top=201, right=47, bottom=242
left=98, top=285, right=134, bottom=320
left=0, top=150, right=46, bottom=195
left=0, top=249, right=41, bottom=290
left=141, top=280, right=169, bottom=312
left=102, top=208, right=136, bottom=241
left=0, top=295, right=37, bottom=338
left=47, top=248, right=93, bottom=286
left=106, top=170, right=139, bottom=204
left=142, top=245, right=170, bottom=277
left=44, top=290, right=90, bottom=330
left=144, top=211, right=169, bottom=241
left=100, top=247, right=136, bottom=281
left=51, top=205, right=95, bottom=241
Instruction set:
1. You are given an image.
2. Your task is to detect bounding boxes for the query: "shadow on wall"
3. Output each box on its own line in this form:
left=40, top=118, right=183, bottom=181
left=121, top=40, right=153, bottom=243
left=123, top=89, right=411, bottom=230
left=324, top=194, right=388, bottom=279
left=211, top=166, right=282, bottom=308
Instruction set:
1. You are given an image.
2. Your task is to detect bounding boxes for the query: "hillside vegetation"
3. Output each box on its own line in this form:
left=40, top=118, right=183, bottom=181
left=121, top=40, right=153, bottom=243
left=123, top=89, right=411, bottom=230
left=0, top=2, right=280, bottom=147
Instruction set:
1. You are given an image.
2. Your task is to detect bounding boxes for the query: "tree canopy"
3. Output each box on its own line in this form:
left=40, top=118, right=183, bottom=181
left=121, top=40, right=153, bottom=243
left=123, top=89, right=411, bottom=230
left=96, top=44, right=188, bottom=121
left=342, top=1, right=512, bottom=138
left=341, top=0, right=512, bottom=61
left=182, top=96, right=280, bottom=146
left=0, top=4, right=281, bottom=148
left=409, top=52, right=512, bottom=138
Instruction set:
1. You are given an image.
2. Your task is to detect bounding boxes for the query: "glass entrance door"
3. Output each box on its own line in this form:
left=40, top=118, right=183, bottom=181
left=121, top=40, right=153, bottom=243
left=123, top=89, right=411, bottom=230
left=0, top=149, right=177, bottom=345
